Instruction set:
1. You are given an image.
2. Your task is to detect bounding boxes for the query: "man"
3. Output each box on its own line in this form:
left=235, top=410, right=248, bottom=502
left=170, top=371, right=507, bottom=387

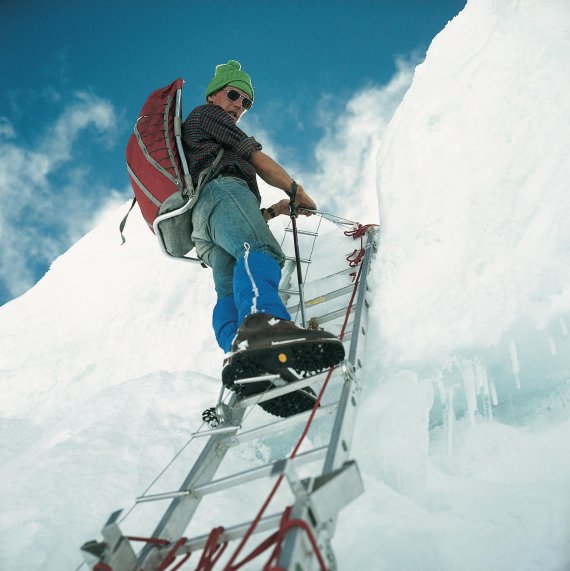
left=182, top=60, right=344, bottom=416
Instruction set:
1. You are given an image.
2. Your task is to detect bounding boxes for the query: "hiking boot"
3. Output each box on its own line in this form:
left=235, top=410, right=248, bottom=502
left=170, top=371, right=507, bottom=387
left=222, top=313, right=345, bottom=391
left=258, top=385, right=318, bottom=418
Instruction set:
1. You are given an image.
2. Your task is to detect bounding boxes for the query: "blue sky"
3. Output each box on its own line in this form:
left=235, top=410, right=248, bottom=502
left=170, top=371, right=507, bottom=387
left=0, top=0, right=466, bottom=305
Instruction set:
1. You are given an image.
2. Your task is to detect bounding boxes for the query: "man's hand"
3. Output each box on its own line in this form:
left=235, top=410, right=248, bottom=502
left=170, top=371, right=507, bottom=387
left=293, top=184, right=317, bottom=213
left=268, top=196, right=315, bottom=219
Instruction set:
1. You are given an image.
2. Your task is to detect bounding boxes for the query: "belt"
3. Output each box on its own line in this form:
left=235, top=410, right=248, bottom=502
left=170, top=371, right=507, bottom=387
left=217, top=172, right=247, bottom=183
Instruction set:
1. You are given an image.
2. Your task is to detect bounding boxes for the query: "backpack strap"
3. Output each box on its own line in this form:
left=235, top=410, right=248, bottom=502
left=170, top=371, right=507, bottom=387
left=195, top=147, right=225, bottom=196
left=119, top=196, right=138, bottom=245
left=119, top=148, right=224, bottom=245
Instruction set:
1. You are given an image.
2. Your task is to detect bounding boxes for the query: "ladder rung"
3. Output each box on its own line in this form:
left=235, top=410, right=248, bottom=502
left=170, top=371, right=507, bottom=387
left=174, top=512, right=284, bottom=555
left=281, top=268, right=355, bottom=298
left=279, top=288, right=300, bottom=295
left=227, top=403, right=339, bottom=446
left=192, top=446, right=328, bottom=497
left=313, top=304, right=356, bottom=325
left=135, top=490, right=190, bottom=504
left=285, top=228, right=319, bottom=237
left=135, top=447, right=328, bottom=504
left=237, top=369, right=340, bottom=407
left=285, top=256, right=312, bottom=264
left=234, top=373, right=283, bottom=386
left=191, top=425, right=240, bottom=439
left=287, top=284, right=354, bottom=313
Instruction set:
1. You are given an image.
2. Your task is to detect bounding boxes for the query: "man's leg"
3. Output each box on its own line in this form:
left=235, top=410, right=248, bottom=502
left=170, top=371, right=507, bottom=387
left=192, top=177, right=343, bottom=418
left=191, top=180, right=242, bottom=352
left=200, top=177, right=291, bottom=325
left=233, top=246, right=290, bottom=324
left=209, top=249, right=238, bottom=353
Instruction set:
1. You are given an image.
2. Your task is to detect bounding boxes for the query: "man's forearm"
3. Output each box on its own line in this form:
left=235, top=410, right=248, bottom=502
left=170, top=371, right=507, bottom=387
left=250, top=151, right=294, bottom=193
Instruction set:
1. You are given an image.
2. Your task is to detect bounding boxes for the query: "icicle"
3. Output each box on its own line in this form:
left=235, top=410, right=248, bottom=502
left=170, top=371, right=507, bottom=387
left=446, top=384, right=458, bottom=457
left=509, top=339, right=521, bottom=389
left=547, top=334, right=557, bottom=355
left=559, top=316, right=568, bottom=338
left=489, top=376, right=498, bottom=407
left=433, top=373, right=447, bottom=406
left=433, top=369, right=457, bottom=457
left=460, top=359, right=478, bottom=426
left=476, top=361, right=493, bottom=423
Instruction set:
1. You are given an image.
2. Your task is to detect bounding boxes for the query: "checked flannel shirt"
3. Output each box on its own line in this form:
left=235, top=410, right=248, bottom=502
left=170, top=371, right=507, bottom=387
left=182, top=104, right=263, bottom=201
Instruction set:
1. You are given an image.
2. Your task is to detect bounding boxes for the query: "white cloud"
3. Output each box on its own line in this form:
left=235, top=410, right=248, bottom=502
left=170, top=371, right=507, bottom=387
left=0, top=93, right=118, bottom=302
left=41, top=92, right=116, bottom=163
left=0, top=117, right=16, bottom=139
left=0, top=57, right=419, bottom=303
left=299, top=57, right=419, bottom=225
left=239, top=57, right=419, bottom=226
left=68, top=186, right=131, bottom=245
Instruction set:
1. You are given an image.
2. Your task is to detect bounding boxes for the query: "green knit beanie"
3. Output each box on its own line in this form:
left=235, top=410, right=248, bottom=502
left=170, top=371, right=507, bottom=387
left=205, top=60, right=254, bottom=101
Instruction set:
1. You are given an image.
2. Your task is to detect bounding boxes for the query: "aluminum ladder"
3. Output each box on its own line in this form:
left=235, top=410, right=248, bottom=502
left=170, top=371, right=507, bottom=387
left=81, top=221, right=378, bottom=571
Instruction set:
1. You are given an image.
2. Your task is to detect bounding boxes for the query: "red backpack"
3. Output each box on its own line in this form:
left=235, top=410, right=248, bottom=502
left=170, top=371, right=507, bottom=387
left=121, top=78, right=222, bottom=259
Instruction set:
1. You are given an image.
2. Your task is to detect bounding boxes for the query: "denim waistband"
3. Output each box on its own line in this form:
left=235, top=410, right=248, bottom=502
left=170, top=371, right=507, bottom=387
left=216, top=173, right=247, bottom=183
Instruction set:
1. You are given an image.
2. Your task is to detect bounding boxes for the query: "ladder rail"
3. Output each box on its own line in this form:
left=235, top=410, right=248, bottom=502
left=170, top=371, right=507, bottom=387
left=136, top=446, right=328, bottom=504
left=323, top=230, right=376, bottom=473
left=137, top=395, right=245, bottom=569
left=81, top=220, right=379, bottom=571
left=277, top=228, right=377, bottom=570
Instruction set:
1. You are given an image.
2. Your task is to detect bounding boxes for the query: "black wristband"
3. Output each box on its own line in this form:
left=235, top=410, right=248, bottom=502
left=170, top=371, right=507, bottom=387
left=267, top=206, right=276, bottom=218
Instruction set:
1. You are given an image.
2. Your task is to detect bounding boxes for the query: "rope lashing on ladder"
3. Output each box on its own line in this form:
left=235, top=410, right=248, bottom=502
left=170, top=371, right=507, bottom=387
left=157, top=538, right=191, bottom=571
left=96, top=536, right=191, bottom=571
left=262, top=506, right=329, bottom=571
left=209, top=507, right=327, bottom=571
left=217, top=232, right=371, bottom=571
left=345, top=224, right=377, bottom=270
left=195, top=527, right=228, bottom=571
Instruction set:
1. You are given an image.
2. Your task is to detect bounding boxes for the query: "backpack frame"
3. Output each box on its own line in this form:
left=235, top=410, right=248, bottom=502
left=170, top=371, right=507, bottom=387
left=122, top=78, right=223, bottom=262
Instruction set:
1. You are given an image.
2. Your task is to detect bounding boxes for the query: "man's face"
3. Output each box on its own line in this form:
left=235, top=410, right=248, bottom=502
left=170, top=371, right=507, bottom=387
left=208, top=86, right=250, bottom=123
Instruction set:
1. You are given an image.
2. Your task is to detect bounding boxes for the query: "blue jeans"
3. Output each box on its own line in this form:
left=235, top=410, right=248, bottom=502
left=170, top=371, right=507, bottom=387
left=191, top=176, right=289, bottom=350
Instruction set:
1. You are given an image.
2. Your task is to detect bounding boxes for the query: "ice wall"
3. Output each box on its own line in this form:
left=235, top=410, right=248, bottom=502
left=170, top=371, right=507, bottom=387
left=370, top=0, right=570, bottom=417
left=342, top=2, right=570, bottom=568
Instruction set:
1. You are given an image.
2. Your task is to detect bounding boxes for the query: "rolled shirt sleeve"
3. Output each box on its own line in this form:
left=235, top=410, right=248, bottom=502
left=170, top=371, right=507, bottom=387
left=200, top=105, right=262, bottom=159
left=182, top=104, right=263, bottom=200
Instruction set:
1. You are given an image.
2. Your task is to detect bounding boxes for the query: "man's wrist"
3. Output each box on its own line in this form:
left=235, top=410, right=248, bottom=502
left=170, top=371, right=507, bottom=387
left=261, top=207, right=277, bottom=222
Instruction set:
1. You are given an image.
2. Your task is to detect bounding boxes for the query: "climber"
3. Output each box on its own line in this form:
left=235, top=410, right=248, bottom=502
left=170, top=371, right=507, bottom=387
left=182, top=60, right=344, bottom=412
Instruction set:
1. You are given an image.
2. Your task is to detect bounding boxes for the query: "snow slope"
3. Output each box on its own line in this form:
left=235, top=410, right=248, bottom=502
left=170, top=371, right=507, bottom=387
left=1, top=0, right=570, bottom=569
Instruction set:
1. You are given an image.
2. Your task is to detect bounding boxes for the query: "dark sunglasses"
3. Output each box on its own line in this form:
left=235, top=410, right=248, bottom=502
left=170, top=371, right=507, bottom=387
left=223, top=88, right=253, bottom=110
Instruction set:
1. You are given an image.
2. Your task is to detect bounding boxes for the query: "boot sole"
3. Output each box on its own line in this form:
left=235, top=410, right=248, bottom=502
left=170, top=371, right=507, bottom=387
left=258, top=386, right=318, bottom=418
left=222, top=339, right=345, bottom=418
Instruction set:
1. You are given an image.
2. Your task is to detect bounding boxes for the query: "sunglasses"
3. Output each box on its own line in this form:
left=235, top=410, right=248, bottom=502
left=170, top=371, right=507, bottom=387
left=223, top=89, right=253, bottom=110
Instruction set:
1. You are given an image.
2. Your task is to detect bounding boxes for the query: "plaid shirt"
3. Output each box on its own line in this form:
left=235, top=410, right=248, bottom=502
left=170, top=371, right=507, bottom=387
left=182, top=104, right=263, bottom=200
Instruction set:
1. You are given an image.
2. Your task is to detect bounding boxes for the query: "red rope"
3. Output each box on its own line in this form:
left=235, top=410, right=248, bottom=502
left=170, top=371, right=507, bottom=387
left=262, top=507, right=328, bottom=571
left=345, top=224, right=377, bottom=270
left=221, top=251, right=367, bottom=571
left=195, top=527, right=228, bottom=571
left=157, top=537, right=190, bottom=571
left=344, top=223, right=375, bottom=240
